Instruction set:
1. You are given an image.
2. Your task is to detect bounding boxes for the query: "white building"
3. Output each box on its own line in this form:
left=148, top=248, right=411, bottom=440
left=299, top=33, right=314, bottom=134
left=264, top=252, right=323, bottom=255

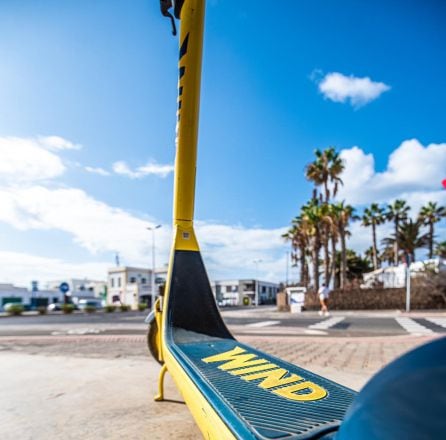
left=45, top=278, right=107, bottom=303
left=361, top=258, right=446, bottom=289
left=107, top=266, right=168, bottom=309
left=0, top=283, right=64, bottom=310
left=212, top=279, right=280, bottom=306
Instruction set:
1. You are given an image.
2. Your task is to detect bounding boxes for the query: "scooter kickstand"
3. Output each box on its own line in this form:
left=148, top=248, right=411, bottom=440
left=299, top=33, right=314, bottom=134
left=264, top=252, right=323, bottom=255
left=154, top=364, right=168, bottom=402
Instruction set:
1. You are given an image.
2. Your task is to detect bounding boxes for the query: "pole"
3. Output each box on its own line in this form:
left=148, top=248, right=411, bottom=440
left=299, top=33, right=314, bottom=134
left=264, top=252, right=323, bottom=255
left=148, top=225, right=161, bottom=309
left=405, top=254, right=411, bottom=312
left=253, top=259, right=262, bottom=306
left=285, top=251, right=289, bottom=286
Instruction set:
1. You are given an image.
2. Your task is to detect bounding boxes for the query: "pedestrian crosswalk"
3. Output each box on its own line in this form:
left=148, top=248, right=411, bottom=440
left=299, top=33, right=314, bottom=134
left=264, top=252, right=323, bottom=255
left=425, top=317, right=446, bottom=329
left=395, top=317, right=434, bottom=335
left=245, top=320, right=280, bottom=328
left=308, top=316, right=345, bottom=330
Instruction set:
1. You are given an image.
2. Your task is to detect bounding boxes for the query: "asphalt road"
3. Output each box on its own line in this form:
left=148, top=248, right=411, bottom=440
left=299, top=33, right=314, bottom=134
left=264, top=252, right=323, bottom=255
left=1, top=306, right=446, bottom=338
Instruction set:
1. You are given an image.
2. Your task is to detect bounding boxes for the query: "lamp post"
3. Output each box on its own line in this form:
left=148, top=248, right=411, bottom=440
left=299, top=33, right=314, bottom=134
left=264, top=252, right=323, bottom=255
left=253, top=259, right=262, bottom=306
left=147, top=225, right=161, bottom=310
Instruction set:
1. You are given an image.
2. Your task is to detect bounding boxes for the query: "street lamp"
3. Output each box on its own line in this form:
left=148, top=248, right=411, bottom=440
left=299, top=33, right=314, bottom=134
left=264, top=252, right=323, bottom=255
left=147, top=225, right=162, bottom=310
left=253, top=259, right=262, bottom=306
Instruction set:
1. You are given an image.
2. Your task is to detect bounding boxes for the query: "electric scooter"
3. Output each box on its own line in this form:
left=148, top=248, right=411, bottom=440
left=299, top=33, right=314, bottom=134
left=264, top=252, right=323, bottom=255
left=147, top=1, right=446, bottom=438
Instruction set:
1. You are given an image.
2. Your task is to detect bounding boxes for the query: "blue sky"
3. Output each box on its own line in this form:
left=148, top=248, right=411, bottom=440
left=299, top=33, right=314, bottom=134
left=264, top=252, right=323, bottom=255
left=0, top=0, right=445, bottom=286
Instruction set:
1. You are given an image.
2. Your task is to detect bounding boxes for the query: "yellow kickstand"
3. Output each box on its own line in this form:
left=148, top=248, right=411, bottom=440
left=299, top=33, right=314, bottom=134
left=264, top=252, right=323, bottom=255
left=154, top=364, right=168, bottom=402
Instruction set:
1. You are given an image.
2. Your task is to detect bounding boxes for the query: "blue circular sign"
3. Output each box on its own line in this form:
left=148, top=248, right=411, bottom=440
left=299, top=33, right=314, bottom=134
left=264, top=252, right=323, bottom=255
left=59, top=282, right=70, bottom=293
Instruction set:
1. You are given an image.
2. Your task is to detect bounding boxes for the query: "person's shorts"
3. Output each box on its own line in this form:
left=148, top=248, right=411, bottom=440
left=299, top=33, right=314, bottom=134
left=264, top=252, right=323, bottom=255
left=319, top=294, right=326, bottom=301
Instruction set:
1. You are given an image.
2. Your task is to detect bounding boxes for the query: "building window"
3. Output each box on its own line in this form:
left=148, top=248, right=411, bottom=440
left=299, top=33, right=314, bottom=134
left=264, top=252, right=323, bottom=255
left=111, top=278, right=114, bottom=288
left=141, top=278, right=146, bottom=284
left=130, top=277, right=136, bottom=283
left=262, top=286, right=266, bottom=293
left=118, top=277, right=121, bottom=287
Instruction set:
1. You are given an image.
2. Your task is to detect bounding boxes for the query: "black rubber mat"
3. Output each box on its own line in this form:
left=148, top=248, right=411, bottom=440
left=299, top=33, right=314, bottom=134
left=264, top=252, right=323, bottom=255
left=171, top=336, right=356, bottom=439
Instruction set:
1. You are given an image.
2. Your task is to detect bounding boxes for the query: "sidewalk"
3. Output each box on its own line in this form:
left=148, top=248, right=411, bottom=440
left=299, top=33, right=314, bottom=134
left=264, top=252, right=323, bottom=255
left=0, top=333, right=440, bottom=439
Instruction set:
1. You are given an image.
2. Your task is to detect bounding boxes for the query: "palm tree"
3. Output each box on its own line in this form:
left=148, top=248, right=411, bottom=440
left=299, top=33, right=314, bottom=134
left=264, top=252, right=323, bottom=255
left=419, top=202, right=446, bottom=259
left=384, top=219, right=429, bottom=263
left=380, top=244, right=395, bottom=266
left=364, top=246, right=375, bottom=267
left=319, top=203, right=332, bottom=287
left=333, top=202, right=357, bottom=289
left=301, top=199, right=323, bottom=293
left=361, top=203, right=386, bottom=270
left=305, top=147, right=344, bottom=203
left=282, top=217, right=310, bottom=288
left=435, top=241, right=446, bottom=259
left=386, top=199, right=410, bottom=265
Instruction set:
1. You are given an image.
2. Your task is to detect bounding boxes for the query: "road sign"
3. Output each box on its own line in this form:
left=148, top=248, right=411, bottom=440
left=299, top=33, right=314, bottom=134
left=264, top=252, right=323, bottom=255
left=59, top=282, right=70, bottom=294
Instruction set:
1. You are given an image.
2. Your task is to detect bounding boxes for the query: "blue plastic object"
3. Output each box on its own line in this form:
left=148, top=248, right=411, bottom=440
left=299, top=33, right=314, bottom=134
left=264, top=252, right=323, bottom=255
left=337, top=336, right=446, bottom=439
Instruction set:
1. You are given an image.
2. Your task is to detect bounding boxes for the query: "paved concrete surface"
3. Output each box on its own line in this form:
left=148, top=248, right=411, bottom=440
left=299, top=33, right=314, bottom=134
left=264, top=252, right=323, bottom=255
left=1, top=332, right=442, bottom=439
left=2, top=307, right=445, bottom=438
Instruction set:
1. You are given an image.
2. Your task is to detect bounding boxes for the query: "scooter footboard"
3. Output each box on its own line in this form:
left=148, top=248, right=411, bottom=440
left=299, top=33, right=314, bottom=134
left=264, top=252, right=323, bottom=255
left=169, top=333, right=356, bottom=439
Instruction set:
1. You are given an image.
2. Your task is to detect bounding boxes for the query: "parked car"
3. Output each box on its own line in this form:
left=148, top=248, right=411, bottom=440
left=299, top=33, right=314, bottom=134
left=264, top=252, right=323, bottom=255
left=47, top=303, right=62, bottom=311
left=78, top=299, right=103, bottom=311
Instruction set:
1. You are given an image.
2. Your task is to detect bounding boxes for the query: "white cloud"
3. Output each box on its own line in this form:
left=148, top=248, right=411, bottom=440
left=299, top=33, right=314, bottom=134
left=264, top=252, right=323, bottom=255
left=0, top=184, right=288, bottom=282
left=38, top=135, right=81, bottom=151
left=318, top=72, right=390, bottom=108
left=113, top=160, right=174, bottom=179
left=0, top=136, right=69, bottom=183
left=337, top=139, right=446, bottom=212
left=84, top=166, right=111, bottom=176
left=196, top=222, right=288, bottom=281
left=0, top=135, right=288, bottom=284
left=0, top=251, right=108, bottom=287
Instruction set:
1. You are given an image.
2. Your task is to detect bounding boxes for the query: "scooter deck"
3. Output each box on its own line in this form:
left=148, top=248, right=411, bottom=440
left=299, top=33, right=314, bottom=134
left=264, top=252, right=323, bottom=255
left=164, top=251, right=356, bottom=440
left=169, top=333, right=355, bottom=439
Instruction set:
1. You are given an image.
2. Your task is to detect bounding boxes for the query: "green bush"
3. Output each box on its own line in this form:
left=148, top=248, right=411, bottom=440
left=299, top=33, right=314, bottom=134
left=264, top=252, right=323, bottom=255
left=243, top=297, right=251, bottom=306
left=120, top=304, right=130, bottom=312
left=7, top=304, right=24, bottom=315
left=138, top=303, right=148, bottom=312
left=84, top=305, right=96, bottom=313
left=62, top=304, right=75, bottom=314
left=104, top=305, right=116, bottom=313
left=37, top=306, right=47, bottom=315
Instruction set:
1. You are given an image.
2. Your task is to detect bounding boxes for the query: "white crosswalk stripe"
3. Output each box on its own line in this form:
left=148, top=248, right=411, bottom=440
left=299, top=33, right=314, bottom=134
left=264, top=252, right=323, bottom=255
left=308, top=316, right=345, bottom=330
left=245, top=320, right=280, bottom=328
left=425, top=317, right=446, bottom=329
left=395, top=317, right=434, bottom=335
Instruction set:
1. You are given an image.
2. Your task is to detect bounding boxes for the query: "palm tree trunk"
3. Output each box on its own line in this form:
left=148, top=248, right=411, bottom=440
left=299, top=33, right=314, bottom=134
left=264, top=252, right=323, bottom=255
left=323, top=228, right=330, bottom=286
left=372, top=223, right=378, bottom=270
left=331, top=235, right=337, bottom=289
left=394, top=219, right=399, bottom=266
left=429, top=222, right=434, bottom=259
left=299, top=245, right=306, bottom=286
left=312, top=235, right=320, bottom=294
left=324, top=181, right=329, bottom=203
left=340, top=226, right=347, bottom=289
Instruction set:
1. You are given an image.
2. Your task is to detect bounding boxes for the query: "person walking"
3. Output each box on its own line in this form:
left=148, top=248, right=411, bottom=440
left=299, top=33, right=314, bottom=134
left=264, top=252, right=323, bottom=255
left=318, top=283, right=330, bottom=316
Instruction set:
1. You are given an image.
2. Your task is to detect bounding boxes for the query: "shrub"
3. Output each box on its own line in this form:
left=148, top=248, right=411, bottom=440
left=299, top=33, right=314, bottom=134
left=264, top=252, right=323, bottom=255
left=120, top=304, right=130, bottom=312
left=138, top=303, right=148, bottom=312
left=62, top=304, right=75, bottom=314
left=7, top=304, right=24, bottom=316
left=84, top=305, right=96, bottom=313
left=37, top=306, right=47, bottom=315
left=104, top=305, right=116, bottom=313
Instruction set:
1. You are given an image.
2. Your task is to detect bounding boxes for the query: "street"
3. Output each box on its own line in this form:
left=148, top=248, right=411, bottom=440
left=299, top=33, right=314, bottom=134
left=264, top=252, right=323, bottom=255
left=1, top=306, right=446, bottom=337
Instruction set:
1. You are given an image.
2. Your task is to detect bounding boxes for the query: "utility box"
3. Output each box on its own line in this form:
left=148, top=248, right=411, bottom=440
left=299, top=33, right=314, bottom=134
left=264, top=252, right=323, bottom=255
left=285, top=287, right=306, bottom=313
